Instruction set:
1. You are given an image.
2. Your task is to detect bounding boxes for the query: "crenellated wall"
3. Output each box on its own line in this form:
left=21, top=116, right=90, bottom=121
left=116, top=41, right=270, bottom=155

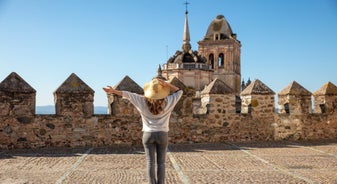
left=1, top=72, right=337, bottom=149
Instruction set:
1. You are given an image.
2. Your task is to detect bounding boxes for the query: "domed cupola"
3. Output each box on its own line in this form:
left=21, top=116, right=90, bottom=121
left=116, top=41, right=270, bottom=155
left=203, top=15, right=238, bottom=41
left=167, top=50, right=206, bottom=64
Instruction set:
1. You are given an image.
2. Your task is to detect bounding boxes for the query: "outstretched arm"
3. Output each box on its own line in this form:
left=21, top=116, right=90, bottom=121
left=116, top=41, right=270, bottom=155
left=158, top=79, right=180, bottom=92
left=102, top=86, right=122, bottom=96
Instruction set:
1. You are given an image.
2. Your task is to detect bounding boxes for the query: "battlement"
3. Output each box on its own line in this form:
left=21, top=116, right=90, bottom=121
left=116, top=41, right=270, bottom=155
left=1, top=72, right=337, bottom=149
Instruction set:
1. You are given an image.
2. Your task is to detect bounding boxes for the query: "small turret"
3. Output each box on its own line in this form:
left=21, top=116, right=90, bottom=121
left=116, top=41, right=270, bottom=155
left=278, top=81, right=312, bottom=114
left=154, top=65, right=166, bottom=80
left=313, top=82, right=337, bottom=114
left=240, top=79, right=275, bottom=117
left=54, top=73, right=94, bottom=117
left=0, top=72, right=36, bottom=116
left=107, top=76, right=143, bottom=116
left=199, top=78, right=235, bottom=121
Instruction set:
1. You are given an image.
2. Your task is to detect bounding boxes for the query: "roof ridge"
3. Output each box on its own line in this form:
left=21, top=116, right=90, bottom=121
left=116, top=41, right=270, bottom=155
left=0, top=72, right=36, bottom=93
left=241, top=79, right=274, bottom=95
left=54, top=73, right=94, bottom=93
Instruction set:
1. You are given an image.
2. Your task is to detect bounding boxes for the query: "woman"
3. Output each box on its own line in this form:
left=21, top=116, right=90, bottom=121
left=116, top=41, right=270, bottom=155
left=103, top=78, right=183, bottom=184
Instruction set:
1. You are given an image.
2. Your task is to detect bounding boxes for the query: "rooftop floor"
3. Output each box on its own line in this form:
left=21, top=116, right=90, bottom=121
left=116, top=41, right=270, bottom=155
left=1, top=140, right=337, bottom=184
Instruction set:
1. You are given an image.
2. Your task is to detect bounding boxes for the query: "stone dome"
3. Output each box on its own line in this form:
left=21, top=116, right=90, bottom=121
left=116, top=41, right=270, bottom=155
left=167, top=50, right=206, bottom=64
left=203, top=15, right=234, bottom=40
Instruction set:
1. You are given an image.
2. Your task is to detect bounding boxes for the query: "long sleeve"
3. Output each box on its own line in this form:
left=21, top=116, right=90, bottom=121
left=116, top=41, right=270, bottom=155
left=122, top=90, right=183, bottom=132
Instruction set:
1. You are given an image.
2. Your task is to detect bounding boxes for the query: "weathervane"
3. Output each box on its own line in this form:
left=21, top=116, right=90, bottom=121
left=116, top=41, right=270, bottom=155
left=184, top=0, right=189, bottom=14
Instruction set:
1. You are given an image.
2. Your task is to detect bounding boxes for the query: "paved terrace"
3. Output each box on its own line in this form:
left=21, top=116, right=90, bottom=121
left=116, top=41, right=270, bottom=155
left=1, top=141, right=337, bottom=184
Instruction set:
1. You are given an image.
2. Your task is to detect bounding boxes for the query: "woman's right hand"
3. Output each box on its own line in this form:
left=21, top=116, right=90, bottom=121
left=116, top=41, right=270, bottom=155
left=102, top=86, right=122, bottom=96
left=157, top=79, right=179, bottom=92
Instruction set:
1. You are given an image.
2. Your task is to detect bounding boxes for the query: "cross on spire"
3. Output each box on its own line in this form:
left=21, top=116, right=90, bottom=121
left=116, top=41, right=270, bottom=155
left=184, top=0, right=189, bottom=14
left=182, top=0, right=191, bottom=53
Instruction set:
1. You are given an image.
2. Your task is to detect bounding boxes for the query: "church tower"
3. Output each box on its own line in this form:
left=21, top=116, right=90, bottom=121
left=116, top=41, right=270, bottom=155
left=162, top=7, right=213, bottom=90
left=198, top=15, right=241, bottom=94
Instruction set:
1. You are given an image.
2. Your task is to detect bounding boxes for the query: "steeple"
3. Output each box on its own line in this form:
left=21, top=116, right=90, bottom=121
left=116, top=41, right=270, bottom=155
left=155, top=64, right=166, bottom=80
left=164, top=1, right=206, bottom=65
left=161, top=1, right=211, bottom=91
left=182, top=0, right=191, bottom=53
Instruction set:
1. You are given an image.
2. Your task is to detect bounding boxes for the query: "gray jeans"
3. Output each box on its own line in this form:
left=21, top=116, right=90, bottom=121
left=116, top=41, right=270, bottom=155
left=142, top=131, right=168, bottom=184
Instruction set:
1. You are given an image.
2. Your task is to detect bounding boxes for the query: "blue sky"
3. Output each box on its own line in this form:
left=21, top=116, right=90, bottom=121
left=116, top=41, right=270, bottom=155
left=1, top=0, right=337, bottom=106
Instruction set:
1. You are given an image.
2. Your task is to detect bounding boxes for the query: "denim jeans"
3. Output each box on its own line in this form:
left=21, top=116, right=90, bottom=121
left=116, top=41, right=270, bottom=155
left=142, top=131, right=168, bottom=184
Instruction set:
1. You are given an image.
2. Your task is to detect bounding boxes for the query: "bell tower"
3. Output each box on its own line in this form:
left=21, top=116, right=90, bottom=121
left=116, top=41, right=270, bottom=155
left=198, top=15, right=241, bottom=94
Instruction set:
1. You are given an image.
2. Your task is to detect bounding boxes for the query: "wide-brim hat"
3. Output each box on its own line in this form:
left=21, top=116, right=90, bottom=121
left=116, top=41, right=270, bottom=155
left=143, top=78, right=170, bottom=99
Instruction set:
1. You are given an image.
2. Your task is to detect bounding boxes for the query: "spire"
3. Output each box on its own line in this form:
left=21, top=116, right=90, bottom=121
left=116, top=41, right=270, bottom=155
left=182, top=0, right=191, bottom=53
left=154, top=64, right=166, bottom=80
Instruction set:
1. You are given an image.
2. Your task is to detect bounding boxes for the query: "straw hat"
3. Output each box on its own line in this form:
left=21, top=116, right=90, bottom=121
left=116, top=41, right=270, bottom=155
left=143, top=78, right=170, bottom=99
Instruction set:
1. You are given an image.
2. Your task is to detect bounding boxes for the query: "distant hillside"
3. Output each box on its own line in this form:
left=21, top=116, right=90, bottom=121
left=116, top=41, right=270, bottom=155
left=36, top=105, right=55, bottom=114
left=94, top=106, right=108, bottom=114
left=36, top=106, right=108, bottom=114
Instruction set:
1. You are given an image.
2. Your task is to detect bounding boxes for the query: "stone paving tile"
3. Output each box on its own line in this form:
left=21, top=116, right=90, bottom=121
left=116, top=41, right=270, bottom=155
left=62, top=170, right=182, bottom=184
left=171, top=153, right=275, bottom=171
left=81, top=154, right=146, bottom=170
left=184, top=170, right=306, bottom=184
left=228, top=141, right=337, bottom=184
left=256, top=154, right=337, bottom=183
left=168, top=143, right=236, bottom=153
left=293, top=170, right=337, bottom=184
left=0, top=147, right=88, bottom=184
left=239, top=146, right=319, bottom=156
left=265, top=154, right=337, bottom=169
left=62, top=146, right=180, bottom=184
left=307, top=144, right=337, bottom=156
left=1, top=141, right=337, bottom=184
left=62, top=169, right=147, bottom=184
left=168, top=143, right=310, bottom=183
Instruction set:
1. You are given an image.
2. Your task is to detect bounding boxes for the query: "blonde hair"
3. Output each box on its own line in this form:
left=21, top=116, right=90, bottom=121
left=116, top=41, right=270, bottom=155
left=145, top=98, right=166, bottom=115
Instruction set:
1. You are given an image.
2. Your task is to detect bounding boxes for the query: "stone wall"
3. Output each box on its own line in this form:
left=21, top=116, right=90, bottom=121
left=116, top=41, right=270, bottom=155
left=1, top=72, right=337, bottom=149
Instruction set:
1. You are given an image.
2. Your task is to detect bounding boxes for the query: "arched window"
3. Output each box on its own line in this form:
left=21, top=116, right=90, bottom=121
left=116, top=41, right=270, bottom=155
left=220, top=34, right=226, bottom=40
left=218, top=53, right=224, bottom=67
left=209, top=54, right=214, bottom=69
left=214, top=33, right=220, bottom=40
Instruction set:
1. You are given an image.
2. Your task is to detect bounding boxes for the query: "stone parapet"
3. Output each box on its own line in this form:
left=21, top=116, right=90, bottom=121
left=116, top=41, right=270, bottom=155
left=1, top=73, right=337, bottom=149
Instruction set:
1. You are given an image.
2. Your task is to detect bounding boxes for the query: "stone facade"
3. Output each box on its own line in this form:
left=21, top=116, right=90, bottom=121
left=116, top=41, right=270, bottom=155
left=162, top=14, right=241, bottom=93
left=313, top=82, right=337, bottom=114
left=1, top=72, right=337, bottom=149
